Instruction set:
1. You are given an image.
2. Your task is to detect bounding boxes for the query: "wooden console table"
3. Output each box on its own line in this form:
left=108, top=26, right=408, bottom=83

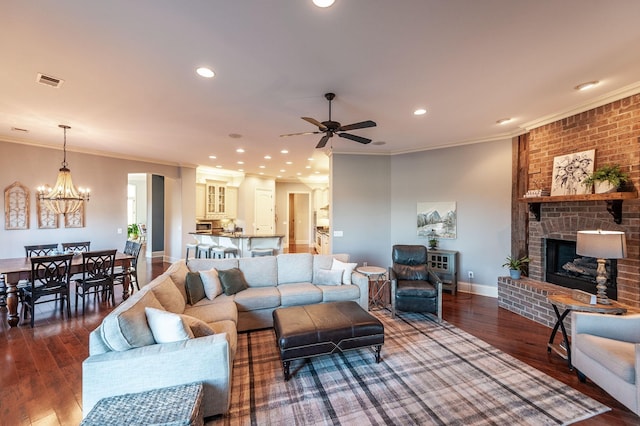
left=546, top=293, right=627, bottom=369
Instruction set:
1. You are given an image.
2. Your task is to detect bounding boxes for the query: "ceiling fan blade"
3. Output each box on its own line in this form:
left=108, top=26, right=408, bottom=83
left=339, top=120, right=377, bottom=132
left=302, top=117, right=328, bottom=131
left=338, top=132, right=372, bottom=144
left=316, top=134, right=331, bottom=149
left=280, top=131, right=322, bottom=137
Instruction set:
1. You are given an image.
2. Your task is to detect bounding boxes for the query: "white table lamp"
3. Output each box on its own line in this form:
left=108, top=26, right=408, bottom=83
left=576, top=230, right=627, bottom=305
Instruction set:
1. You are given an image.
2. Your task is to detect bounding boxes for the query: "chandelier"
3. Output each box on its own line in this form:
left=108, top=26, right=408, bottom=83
left=37, top=124, right=90, bottom=215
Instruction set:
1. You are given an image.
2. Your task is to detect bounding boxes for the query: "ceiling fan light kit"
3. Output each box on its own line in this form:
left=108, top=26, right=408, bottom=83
left=281, top=92, right=376, bottom=149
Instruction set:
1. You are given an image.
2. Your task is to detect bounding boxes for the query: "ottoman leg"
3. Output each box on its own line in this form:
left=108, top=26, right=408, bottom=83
left=375, top=345, right=382, bottom=363
left=283, top=360, right=291, bottom=381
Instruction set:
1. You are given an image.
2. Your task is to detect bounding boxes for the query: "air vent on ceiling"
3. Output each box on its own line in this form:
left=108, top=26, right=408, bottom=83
left=36, top=73, right=64, bottom=88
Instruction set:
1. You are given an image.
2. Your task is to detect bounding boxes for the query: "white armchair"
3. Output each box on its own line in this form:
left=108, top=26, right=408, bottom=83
left=571, top=311, right=640, bottom=416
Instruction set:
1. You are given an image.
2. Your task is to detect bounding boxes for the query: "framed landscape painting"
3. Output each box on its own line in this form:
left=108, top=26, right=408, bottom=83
left=550, top=149, right=595, bottom=196
left=417, top=201, right=457, bottom=239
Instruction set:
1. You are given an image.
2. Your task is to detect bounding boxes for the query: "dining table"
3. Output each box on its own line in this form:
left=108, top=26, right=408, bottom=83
left=0, top=251, right=134, bottom=327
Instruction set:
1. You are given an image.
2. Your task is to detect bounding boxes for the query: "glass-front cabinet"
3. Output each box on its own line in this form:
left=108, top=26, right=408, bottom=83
left=205, top=181, right=226, bottom=219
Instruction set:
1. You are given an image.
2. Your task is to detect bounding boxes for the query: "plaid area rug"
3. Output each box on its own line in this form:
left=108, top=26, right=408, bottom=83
left=208, top=310, right=609, bottom=425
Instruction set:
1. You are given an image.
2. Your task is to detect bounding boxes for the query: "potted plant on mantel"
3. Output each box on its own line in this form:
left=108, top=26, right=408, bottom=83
left=582, top=163, right=630, bottom=194
left=502, top=255, right=530, bottom=280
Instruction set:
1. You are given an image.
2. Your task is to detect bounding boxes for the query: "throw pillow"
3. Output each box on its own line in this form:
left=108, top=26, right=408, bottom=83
left=217, top=267, right=249, bottom=296
left=200, top=268, right=223, bottom=299
left=331, top=258, right=358, bottom=285
left=185, top=272, right=206, bottom=305
left=145, top=307, right=194, bottom=344
left=313, top=268, right=344, bottom=286
left=180, top=314, right=216, bottom=338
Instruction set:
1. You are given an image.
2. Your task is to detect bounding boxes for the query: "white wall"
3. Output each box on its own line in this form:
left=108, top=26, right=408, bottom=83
left=332, top=139, right=512, bottom=296
left=237, top=175, right=276, bottom=234
left=0, top=140, right=191, bottom=259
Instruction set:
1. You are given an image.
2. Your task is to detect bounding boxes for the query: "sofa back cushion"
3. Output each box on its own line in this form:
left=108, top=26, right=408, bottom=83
left=166, top=260, right=190, bottom=302
left=151, top=275, right=186, bottom=314
left=187, top=258, right=238, bottom=273
left=277, top=253, right=313, bottom=284
left=100, top=290, right=164, bottom=351
left=239, top=256, right=277, bottom=287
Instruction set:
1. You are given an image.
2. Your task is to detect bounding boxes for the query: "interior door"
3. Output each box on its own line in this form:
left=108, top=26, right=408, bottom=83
left=288, top=193, right=295, bottom=245
left=255, top=188, right=274, bottom=235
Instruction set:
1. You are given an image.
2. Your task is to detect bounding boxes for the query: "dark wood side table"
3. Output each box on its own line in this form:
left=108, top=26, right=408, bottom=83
left=546, top=293, right=627, bottom=369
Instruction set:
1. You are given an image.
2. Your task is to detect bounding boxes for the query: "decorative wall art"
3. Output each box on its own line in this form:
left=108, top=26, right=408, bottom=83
left=417, top=201, right=457, bottom=239
left=550, top=149, right=595, bottom=196
left=64, top=202, right=85, bottom=228
left=4, top=181, right=30, bottom=230
left=37, top=198, right=59, bottom=229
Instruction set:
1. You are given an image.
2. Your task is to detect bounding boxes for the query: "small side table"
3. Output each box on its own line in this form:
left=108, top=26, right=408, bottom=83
left=546, top=293, right=627, bottom=369
left=357, top=266, right=388, bottom=310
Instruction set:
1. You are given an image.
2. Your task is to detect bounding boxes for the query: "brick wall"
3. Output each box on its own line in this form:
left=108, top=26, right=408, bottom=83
left=499, top=93, right=640, bottom=320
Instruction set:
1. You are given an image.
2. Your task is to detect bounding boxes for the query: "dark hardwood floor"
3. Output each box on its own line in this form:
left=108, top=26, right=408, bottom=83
left=1, top=246, right=637, bottom=425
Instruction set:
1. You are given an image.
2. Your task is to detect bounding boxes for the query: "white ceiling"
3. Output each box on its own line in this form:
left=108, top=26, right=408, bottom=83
left=2, top=1, right=640, bottom=181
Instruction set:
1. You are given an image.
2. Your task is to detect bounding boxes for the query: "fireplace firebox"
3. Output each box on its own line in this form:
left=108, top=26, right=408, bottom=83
left=545, top=238, right=617, bottom=300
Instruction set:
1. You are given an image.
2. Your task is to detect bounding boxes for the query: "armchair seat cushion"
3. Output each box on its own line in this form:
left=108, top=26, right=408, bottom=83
left=396, top=280, right=437, bottom=298
left=575, top=333, right=636, bottom=384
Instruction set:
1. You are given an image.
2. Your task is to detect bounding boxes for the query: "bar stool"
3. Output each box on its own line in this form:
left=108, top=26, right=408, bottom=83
left=211, top=247, right=239, bottom=258
left=185, top=243, right=198, bottom=261
left=250, top=248, right=274, bottom=257
left=197, top=244, right=215, bottom=258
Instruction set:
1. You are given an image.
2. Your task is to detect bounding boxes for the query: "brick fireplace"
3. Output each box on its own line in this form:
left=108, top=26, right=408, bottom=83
left=498, top=93, right=640, bottom=327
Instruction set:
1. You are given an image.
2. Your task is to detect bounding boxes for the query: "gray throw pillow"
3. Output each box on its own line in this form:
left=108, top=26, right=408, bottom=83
left=313, top=268, right=343, bottom=286
left=185, top=272, right=206, bottom=305
left=217, top=268, right=249, bottom=295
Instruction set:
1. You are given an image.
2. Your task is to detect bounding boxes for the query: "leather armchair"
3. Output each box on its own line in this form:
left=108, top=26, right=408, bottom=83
left=571, top=311, right=640, bottom=415
left=389, top=245, right=442, bottom=322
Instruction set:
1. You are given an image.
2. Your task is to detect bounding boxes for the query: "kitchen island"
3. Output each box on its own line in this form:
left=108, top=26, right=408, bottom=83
left=189, top=232, right=284, bottom=257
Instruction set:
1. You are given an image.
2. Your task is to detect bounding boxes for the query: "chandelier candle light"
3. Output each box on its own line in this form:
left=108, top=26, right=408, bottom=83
left=576, top=230, right=627, bottom=305
left=37, top=125, right=90, bottom=215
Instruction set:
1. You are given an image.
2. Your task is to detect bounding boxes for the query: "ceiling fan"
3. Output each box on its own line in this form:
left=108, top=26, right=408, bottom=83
left=280, top=93, right=377, bottom=148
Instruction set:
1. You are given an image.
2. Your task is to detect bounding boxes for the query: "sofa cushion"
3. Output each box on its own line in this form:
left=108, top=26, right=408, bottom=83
left=145, top=307, right=194, bottom=344
left=239, top=256, right=277, bottom=287
left=184, top=297, right=238, bottom=325
left=187, top=258, right=238, bottom=273
left=151, top=275, right=186, bottom=314
left=234, top=287, right=281, bottom=312
left=185, top=272, right=206, bottom=305
left=277, top=253, right=313, bottom=284
left=318, top=284, right=360, bottom=302
left=218, top=268, right=249, bottom=296
left=331, top=258, right=358, bottom=285
left=278, top=283, right=323, bottom=306
left=100, top=290, right=164, bottom=351
left=180, top=314, right=216, bottom=337
left=312, top=268, right=343, bottom=286
left=166, top=260, right=190, bottom=302
left=200, top=268, right=223, bottom=299
left=575, top=333, right=636, bottom=383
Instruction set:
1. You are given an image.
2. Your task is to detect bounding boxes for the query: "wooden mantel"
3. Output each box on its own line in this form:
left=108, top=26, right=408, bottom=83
left=518, top=191, right=638, bottom=224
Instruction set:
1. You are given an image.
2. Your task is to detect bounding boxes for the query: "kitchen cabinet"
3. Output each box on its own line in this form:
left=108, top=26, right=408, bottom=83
left=226, top=187, right=238, bottom=219
left=205, top=181, right=226, bottom=219
left=195, top=183, right=206, bottom=219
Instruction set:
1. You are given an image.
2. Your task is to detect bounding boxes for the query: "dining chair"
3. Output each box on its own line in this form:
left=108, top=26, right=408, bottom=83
left=113, top=241, right=142, bottom=299
left=24, top=243, right=59, bottom=257
left=75, top=249, right=117, bottom=315
left=61, top=241, right=91, bottom=253
left=20, top=253, right=74, bottom=327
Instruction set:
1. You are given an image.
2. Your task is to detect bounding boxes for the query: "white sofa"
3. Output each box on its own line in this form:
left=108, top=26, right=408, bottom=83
left=571, top=311, right=640, bottom=416
left=82, top=253, right=368, bottom=418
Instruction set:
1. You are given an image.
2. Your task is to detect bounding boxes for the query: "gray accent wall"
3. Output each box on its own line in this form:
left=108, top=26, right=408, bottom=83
left=332, top=139, right=512, bottom=295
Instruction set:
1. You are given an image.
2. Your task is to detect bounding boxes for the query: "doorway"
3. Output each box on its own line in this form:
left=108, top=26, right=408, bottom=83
left=287, top=192, right=311, bottom=250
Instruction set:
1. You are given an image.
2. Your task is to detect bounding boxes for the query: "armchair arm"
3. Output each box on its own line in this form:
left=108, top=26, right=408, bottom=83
left=571, top=312, right=640, bottom=343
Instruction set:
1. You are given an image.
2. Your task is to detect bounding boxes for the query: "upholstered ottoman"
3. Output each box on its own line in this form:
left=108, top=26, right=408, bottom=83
left=81, top=382, right=204, bottom=426
left=273, top=301, right=384, bottom=381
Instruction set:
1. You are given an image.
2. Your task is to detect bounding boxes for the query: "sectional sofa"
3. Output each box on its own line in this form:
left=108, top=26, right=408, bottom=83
left=82, top=253, right=368, bottom=418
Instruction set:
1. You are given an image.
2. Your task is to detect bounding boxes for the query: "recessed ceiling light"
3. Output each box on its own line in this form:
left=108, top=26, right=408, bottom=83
left=286, top=161, right=292, bottom=165
left=259, top=165, right=265, bottom=169
left=414, top=108, right=427, bottom=115
left=281, top=149, right=289, bottom=154
left=575, top=80, right=599, bottom=91
left=209, top=155, right=217, bottom=159
left=259, top=172, right=264, bottom=175
left=313, top=0, right=335, bottom=7
left=308, top=157, right=314, bottom=161
left=238, top=169, right=244, bottom=172
left=297, top=172, right=302, bottom=176
left=496, top=118, right=513, bottom=125
left=216, top=165, right=222, bottom=168
left=315, top=171, right=320, bottom=174
left=196, top=67, right=215, bottom=78
left=236, top=148, right=245, bottom=153
left=280, top=169, right=286, bottom=172
left=305, top=165, right=311, bottom=169
left=264, top=155, right=272, bottom=160
left=237, top=161, right=244, bottom=165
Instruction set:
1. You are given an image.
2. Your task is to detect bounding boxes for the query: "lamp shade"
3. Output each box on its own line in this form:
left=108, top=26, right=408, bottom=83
left=576, top=230, right=627, bottom=259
